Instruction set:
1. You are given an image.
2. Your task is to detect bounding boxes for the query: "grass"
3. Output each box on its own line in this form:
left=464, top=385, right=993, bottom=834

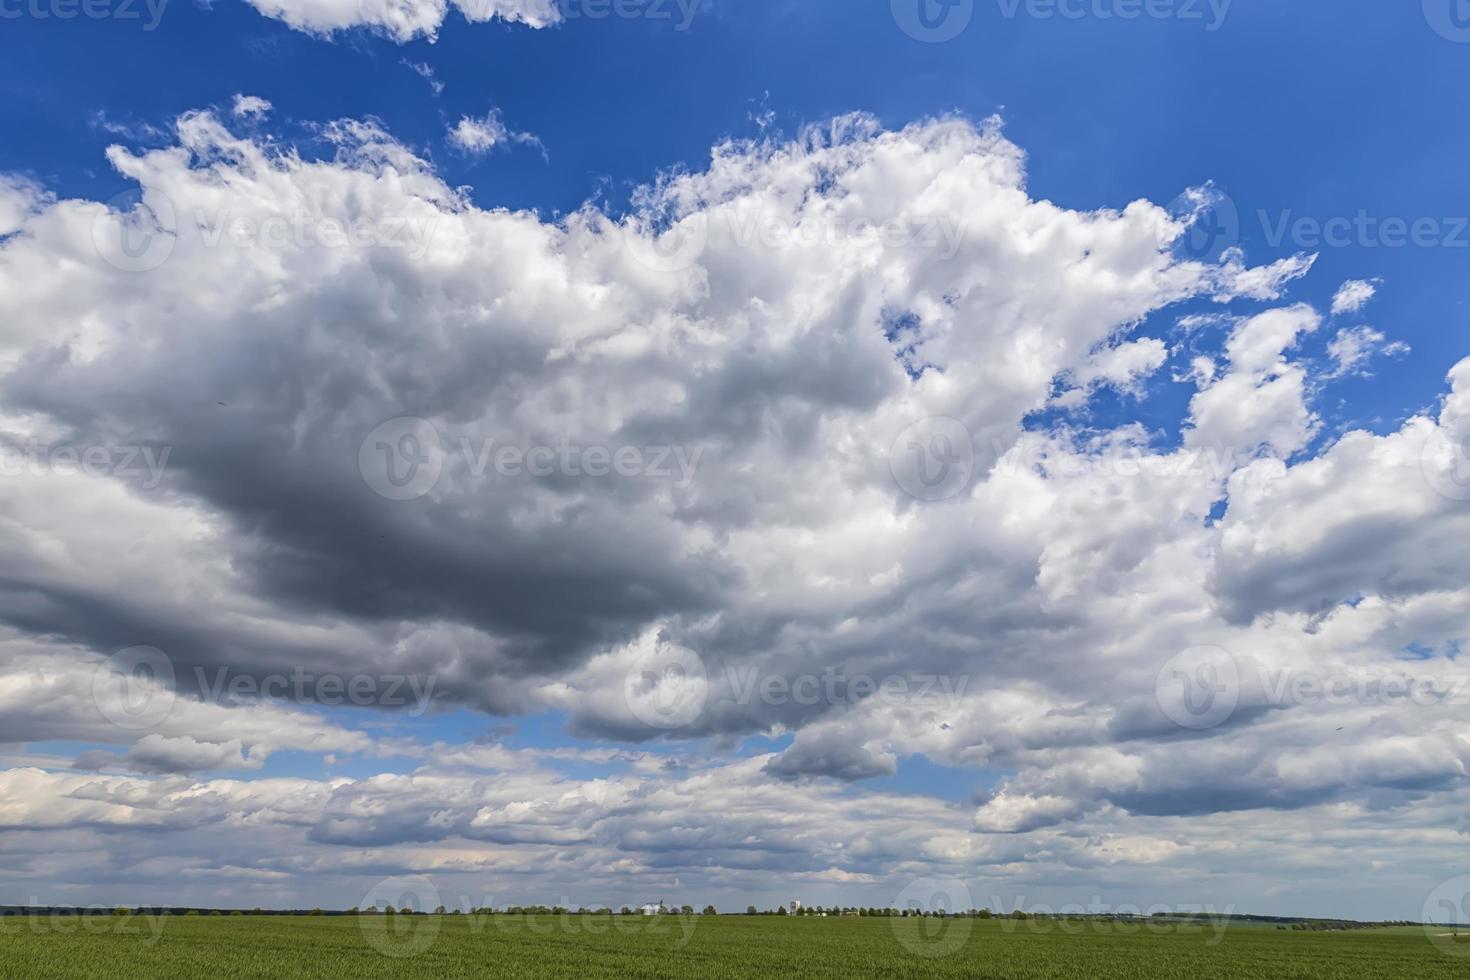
left=2, top=913, right=1466, bottom=978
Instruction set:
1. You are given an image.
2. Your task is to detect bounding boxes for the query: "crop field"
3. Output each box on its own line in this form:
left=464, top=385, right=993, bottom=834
left=2, top=914, right=1466, bottom=979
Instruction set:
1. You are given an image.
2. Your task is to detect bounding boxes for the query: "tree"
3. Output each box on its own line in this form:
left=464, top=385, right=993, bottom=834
left=702, top=905, right=717, bottom=916
left=776, top=906, right=787, bottom=916
left=434, top=906, right=447, bottom=915
left=746, top=905, right=758, bottom=915
left=621, top=907, right=633, bottom=916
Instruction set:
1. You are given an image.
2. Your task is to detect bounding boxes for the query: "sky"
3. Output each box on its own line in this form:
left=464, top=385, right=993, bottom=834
left=0, top=0, right=1469, bottom=927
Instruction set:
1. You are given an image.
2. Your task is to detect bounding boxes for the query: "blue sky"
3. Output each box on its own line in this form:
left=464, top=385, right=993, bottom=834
left=2, top=0, right=1470, bottom=926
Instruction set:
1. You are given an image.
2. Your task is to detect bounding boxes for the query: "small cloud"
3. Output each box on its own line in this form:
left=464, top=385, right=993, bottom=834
left=1062, top=337, right=1169, bottom=406
left=232, top=94, right=274, bottom=120
left=748, top=90, right=775, bottom=132
left=88, top=111, right=168, bottom=142
left=448, top=108, right=544, bottom=158
left=1331, top=279, right=1377, bottom=316
left=1176, top=313, right=1232, bottom=333
left=973, top=791, right=1083, bottom=834
left=1326, top=325, right=1409, bottom=379
left=1170, top=354, right=1219, bottom=388
left=1210, top=249, right=1316, bottom=303
left=402, top=60, right=445, bottom=96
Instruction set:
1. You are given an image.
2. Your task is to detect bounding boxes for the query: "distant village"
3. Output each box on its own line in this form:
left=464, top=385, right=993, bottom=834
left=488, top=901, right=984, bottom=918
left=388, top=901, right=961, bottom=918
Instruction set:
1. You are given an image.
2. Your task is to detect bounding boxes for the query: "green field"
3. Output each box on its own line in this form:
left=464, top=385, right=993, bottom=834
left=3, top=914, right=1466, bottom=978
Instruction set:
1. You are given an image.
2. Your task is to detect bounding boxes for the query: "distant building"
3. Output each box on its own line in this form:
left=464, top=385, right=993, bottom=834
left=640, top=903, right=663, bottom=916
left=790, top=900, right=802, bottom=915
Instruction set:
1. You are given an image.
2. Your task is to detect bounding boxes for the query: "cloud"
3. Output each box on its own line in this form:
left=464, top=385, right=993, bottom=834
left=974, top=792, right=1083, bottom=834
left=1208, top=249, right=1316, bottom=303
left=241, top=0, right=560, bottom=43
left=0, top=637, right=381, bottom=773
left=2, top=754, right=1461, bottom=919
left=1184, top=306, right=1321, bottom=458
left=402, top=60, right=445, bottom=96
left=1332, top=278, right=1377, bottom=315
left=1326, top=325, right=1409, bottom=379
left=1, top=108, right=1238, bottom=718
left=447, top=108, right=543, bottom=156
left=124, top=734, right=253, bottom=774
left=1211, top=361, right=1470, bottom=622
left=1, top=107, right=1468, bottom=913
left=231, top=95, right=273, bottom=120
left=763, top=721, right=898, bottom=782
left=1055, top=337, right=1169, bottom=407
left=0, top=176, right=47, bottom=238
